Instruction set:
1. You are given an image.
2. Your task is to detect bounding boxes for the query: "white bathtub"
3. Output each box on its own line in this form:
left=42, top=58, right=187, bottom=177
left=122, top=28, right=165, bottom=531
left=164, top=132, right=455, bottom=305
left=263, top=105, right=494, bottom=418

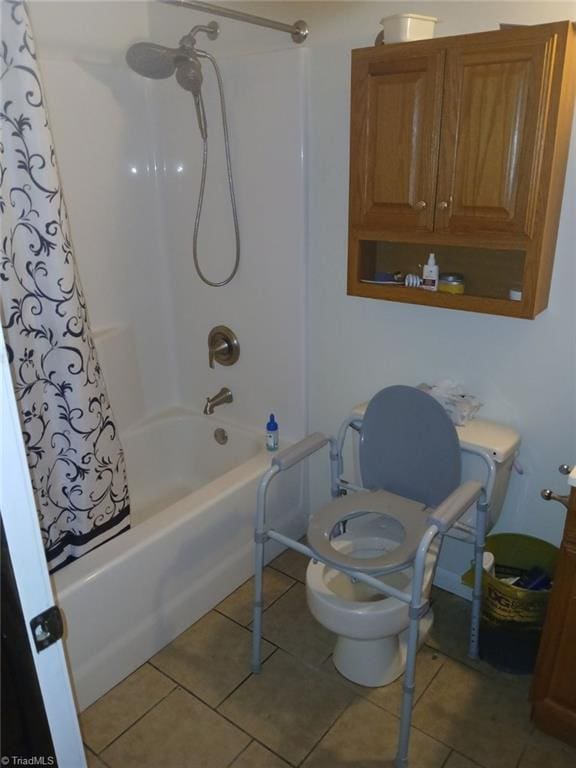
left=52, top=408, right=306, bottom=711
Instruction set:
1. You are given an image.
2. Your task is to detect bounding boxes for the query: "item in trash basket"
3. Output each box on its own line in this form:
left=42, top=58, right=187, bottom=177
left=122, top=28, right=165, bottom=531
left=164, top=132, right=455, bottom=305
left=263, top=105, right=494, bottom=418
left=499, top=576, right=521, bottom=586
left=517, top=566, right=552, bottom=591
left=482, top=552, right=495, bottom=576
left=495, top=564, right=525, bottom=579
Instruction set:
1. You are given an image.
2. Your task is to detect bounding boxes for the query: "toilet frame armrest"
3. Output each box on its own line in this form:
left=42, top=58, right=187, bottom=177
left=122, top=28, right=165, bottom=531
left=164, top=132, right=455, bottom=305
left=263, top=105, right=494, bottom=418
left=427, top=481, right=483, bottom=533
left=272, top=432, right=330, bottom=471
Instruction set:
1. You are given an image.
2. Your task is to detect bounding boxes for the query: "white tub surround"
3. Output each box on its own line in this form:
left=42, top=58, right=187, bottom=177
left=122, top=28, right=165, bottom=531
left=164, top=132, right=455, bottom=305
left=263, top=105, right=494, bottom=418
left=53, top=409, right=306, bottom=711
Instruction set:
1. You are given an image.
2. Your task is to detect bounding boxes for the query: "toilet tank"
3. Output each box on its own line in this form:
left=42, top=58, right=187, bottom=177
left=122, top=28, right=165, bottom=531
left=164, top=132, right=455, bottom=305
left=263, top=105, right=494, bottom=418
left=455, top=419, right=520, bottom=530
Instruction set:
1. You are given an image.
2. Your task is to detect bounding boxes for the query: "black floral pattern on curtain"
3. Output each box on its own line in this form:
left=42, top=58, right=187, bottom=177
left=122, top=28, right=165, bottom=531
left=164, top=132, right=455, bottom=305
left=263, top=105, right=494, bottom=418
left=1, top=1, right=131, bottom=572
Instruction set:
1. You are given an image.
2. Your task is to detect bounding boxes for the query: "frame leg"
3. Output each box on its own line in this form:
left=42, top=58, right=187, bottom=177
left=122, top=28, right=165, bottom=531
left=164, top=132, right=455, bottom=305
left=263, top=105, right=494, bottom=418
left=394, top=610, right=420, bottom=768
left=394, top=527, right=437, bottom=768
left=251, top=466, right=278, bottom=673
left=469, top=497, right=488, bottom=659
left=251, top=534, right=265, bottom=673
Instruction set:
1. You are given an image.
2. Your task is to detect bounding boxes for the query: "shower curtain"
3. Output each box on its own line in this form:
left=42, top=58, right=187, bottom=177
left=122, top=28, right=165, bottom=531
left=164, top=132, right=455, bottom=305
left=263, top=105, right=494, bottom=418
left=1, top=1, right=131, bottom=572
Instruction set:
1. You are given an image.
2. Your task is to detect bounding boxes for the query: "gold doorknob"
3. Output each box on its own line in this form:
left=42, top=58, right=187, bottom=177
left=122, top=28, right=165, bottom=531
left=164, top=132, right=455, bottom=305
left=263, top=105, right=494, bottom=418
left=414, top=200, right=427, bottom=210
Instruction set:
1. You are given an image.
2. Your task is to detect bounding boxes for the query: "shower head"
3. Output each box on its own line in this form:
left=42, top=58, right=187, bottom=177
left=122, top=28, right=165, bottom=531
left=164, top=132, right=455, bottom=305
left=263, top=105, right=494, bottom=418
left=126, top=25, right=218, bottom=141
left=126, top=21, right=219, bottom=80
left=125, top=42, right=180, bottom=80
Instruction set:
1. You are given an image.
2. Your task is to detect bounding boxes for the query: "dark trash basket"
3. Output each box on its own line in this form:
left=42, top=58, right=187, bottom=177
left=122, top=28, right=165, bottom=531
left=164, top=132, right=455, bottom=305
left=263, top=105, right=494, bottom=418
left=462, top=533, right=558, bottom=674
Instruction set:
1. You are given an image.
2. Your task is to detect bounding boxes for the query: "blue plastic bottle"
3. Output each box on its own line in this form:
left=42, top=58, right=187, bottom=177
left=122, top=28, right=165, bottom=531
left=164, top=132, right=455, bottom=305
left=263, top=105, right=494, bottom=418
left=266, top=413, right=279, bottom=451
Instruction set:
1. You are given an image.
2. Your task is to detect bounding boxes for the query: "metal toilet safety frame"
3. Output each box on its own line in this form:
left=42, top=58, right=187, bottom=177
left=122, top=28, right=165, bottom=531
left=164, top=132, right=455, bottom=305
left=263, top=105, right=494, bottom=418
left=251, top=387, right=495, bottom=768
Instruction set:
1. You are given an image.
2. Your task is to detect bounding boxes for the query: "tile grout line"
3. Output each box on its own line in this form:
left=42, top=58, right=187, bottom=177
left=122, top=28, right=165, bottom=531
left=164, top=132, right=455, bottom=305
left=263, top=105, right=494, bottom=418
left=295, top=693, right=368, bottom=767
left=411, top=650, right=447, bottom=707
left=317, top=651, right=449, bottom=723
left=440, top=751, right=454, bottom=768
left=514, top=732, right=532, bottom=768
left=216, top=646, right=280, bottom=711
left=146, top=649, right=272, bottom=713
left=244, top=736, right=299, bottom=768
left=267, top=562, right=306, bottom=585
left=223, top=738, right=256, bottom=768
left=90, top=673, right=178, bottom=757
left=214, top=571, right=297, bottom=629
left=150, top=646, right=303, bottom=764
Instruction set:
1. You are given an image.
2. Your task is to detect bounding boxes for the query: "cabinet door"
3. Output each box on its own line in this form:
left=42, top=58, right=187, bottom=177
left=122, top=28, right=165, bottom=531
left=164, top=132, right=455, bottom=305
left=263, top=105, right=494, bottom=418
left=532, top=488, right=576, bottom=746
left=436, top=35, right=556, bottom=237
left=349, top=49, right=444, bottom=232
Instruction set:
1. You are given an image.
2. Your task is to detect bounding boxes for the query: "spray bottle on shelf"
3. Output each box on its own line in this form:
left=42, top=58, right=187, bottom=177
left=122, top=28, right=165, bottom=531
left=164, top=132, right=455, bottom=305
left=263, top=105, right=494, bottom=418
left=266, top=413, right=279, bottom=451
left=422, top=252, right=439, bottom=291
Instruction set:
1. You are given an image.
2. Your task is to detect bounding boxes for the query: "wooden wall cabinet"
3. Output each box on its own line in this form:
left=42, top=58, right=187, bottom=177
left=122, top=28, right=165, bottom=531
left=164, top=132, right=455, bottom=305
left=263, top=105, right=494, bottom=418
left=531, top=485, right=576, bottom=747
left=348, top=22, right=576, bottom=318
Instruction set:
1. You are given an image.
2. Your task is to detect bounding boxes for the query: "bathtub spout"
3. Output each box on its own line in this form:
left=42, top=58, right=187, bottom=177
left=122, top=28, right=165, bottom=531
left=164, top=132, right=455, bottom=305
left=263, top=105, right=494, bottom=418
left=203, top=387, right=233, bottom=415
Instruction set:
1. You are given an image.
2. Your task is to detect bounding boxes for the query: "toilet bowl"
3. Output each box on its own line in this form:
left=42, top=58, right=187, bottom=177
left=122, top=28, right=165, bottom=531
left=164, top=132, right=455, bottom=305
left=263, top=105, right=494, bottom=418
left=306, top=532, right=436, bottom=687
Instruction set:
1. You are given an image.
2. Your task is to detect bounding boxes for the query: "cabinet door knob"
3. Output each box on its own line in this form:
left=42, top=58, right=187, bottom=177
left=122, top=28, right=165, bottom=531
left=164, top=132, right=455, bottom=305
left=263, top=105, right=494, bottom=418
left=541, top=489, right=569, bottom=509
left=438, top=200, right=450, bottom=210
left=413, top=200, right=427, bottom=210
left=558, top=464, right=573, bottom=475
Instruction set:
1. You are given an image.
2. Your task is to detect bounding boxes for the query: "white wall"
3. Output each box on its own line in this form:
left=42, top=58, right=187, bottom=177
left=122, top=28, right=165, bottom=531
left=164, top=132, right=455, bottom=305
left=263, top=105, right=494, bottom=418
left=29, top=1, right=179, bottom=424
left=295, top=1, right=575, bottom=545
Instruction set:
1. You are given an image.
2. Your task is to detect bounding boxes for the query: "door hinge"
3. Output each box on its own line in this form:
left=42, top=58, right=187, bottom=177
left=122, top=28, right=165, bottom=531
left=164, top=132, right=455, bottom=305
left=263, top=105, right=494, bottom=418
left=30, top=605, right=64, bottom=652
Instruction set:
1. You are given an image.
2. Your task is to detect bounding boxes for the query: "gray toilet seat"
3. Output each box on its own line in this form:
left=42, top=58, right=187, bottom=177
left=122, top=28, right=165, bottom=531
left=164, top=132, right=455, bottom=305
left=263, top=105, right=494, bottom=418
left=307, top=490, right=428, bottom=574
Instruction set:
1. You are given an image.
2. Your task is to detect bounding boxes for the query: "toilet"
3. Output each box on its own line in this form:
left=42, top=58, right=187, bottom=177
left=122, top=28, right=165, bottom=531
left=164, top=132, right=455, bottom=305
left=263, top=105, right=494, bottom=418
left=306, top=402, right=520, bottom=688
left=307, top=527, right=437, bottom=687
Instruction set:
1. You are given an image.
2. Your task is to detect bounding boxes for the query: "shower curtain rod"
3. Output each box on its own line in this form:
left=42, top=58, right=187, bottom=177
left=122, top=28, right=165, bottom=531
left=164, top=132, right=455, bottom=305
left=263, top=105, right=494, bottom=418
left=161, top=1, right=309, bottom=43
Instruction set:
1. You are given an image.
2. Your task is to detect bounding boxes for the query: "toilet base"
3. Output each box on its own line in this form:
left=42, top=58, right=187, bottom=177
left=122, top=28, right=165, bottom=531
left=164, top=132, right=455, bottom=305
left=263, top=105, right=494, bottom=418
left=332, top=609, right=434, bottom=688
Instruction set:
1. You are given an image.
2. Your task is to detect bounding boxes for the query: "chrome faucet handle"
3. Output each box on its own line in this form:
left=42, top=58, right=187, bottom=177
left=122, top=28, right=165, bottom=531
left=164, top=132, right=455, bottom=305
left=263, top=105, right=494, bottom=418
left=209, top=337, right=231, bottom=369
left=208, top=326, right=240, bottom=369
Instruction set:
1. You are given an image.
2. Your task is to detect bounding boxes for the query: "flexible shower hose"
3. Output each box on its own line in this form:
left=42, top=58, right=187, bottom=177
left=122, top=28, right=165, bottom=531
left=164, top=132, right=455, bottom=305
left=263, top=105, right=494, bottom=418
left=193, top=50, right=240, bottom=287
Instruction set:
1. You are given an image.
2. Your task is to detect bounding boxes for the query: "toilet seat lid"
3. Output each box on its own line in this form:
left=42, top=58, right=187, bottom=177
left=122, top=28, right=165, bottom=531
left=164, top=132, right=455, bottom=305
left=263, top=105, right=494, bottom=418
left=307, top=490, right=428, bottom=574
left=360, top=386, right=461, bottom=507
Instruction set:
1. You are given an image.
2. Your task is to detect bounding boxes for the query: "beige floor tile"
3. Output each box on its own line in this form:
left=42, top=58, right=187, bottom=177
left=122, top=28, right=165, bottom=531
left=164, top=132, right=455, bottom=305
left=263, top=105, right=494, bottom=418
left=302, top=697, right=449, bottom=768
left=102, top=687, right=249, bottom=768
left=270, top=546, right=309, bottom=583
left=150, top=610, right=274, bottom=707
left=259, top=582, right=334, bottom=667
left=412, top=658, right=532, bottom=768
left=518, top=728, right=576, bottom=768
left=230, top=741, right=291, bottom=768
left=444, top=752, right=484, bottom=768
left=85, top=749, right=107, bottom=768
left=322, top=645, right=446, bottom=717
left=219, top=650, right=354, bottom=765
left=80, top=663, right=175, bottom=753
left=217, top=567, right=295, bottom=626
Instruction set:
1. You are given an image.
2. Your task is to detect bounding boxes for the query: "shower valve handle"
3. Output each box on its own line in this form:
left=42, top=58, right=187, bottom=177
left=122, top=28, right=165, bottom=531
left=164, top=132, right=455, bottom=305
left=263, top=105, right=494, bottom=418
left=208, top=326, right=240, bottom=369
left=209, top=337, right=231, bottom=368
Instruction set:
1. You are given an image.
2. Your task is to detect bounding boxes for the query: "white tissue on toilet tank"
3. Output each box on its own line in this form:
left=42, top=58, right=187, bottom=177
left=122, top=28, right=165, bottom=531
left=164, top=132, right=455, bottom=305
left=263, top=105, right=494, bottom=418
left=419, top=380, right=482, bottom=425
